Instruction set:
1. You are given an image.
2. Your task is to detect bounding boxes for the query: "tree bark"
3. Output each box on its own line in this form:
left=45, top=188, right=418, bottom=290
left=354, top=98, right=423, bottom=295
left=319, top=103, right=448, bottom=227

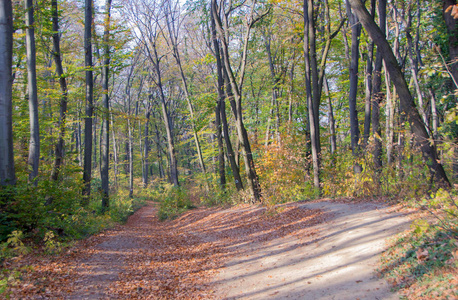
left=164, top=1, right=207, bottom=176
left=82, top=0, right=94, bottom=203
left=128, top=118, right=134, bottom=197
left=25, top=0, right=40, bottom=185
left=110, top=112, right=118, bottom=188
left=50, top=0, right=69, bottom=182
left=346, top=0, right=362, bottom=174
left=0, top=0, right=15, bottom=186
left=324, top=77, right=336, bottom=157
left=212, top=0, right=263, bottom=201
left=443, top=0, right=458, bottom=86
left=142, top=106, right=151, bottom=188
left=304, top=0, right=320, bottom=191
left=100, top=0, right=112, bottom=211
left=363, top=0, right=375, bottom=147
left=349, top=0, right=450, bottom=187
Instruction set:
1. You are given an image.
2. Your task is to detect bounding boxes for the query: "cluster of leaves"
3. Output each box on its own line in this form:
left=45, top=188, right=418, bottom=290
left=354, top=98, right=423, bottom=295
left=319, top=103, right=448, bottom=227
left=379, top=190, right=458, bottom=299
left=155, top=184, right=195, bottom=221
left=257, top=127, right=317, bottom=204
left=0, top=174, right=146, bottom=261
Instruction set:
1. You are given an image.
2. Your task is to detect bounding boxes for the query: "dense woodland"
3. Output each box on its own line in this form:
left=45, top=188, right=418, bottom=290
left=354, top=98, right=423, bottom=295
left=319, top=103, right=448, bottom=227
left=0, top=0, right=457, bottom=242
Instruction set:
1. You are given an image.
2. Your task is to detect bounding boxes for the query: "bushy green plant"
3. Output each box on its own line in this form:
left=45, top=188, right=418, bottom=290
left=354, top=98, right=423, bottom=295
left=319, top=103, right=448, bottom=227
left=379, top=189, right=458, bottom=298
left=157, top=185, right=194, bottom=220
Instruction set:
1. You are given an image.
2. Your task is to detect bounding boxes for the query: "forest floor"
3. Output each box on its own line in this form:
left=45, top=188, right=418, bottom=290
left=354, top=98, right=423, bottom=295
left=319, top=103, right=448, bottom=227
left=4, top=199, right=411, bottom=299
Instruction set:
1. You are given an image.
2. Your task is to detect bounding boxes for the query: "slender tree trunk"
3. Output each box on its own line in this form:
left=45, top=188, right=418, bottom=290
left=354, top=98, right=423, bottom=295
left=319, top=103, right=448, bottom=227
left=100, top=0, right=112, bottom=211
left=215, top=93, right=226, bottom=187
left=264, top=34, right=281, bottom=145
left=363, top=40, right=373, bottom=147
left=304, top=0, right=320, bottom=191
left=0, top=0, right=15, bottom=186
left=212, top=0, right=263, bottom=201
left=324, top=77, right=336, bottom=157
left=288, top=63, right=295, bottom=123
left=443, top=0, right=458, bottom=86
left=82, top=0, right=94, bottom=203
left=142, top=107, right=151, bottom=188
left=264, top=95, right=274, bottom=147
left=154, top=122, right=164, bottom=180
left=164, top=4, right=207, bottom=176
left=221, top=64, right=244, bottom=190
left=349, top=0, right=451, bottom=187
left=110, top=112, right=118, bottom=188
left=50, top=0, right=69, bottom=182
left=404, top=5, right=428, bottom=127
left=128, top=118, right=133, bottom=197
left=346, top=0, right=362, bottom=174
left=363, top=0, right=376, bottom=148
left=371, top=13, right=384, bottom=171
left=25, top=0, right=40, bottom=185
left=363, top=0, right=375, bottom=147
left=385, top=68, right=394, bottom=164
left=430, top=89, right=439, bottom=140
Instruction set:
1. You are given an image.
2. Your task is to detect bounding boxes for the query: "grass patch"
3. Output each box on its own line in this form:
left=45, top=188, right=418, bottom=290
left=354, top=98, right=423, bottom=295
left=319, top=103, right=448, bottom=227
left=379, top=189, right=458, bottom=299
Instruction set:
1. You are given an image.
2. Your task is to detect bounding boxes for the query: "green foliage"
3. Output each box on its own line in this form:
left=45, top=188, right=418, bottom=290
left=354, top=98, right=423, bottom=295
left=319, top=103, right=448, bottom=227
left=322, top=136, right=431, bottom=200
left=379, top=189, right=458, bottom=298
left=380, top=229, right=457, bottom=299
left=156, top=184, right=194, bottom=221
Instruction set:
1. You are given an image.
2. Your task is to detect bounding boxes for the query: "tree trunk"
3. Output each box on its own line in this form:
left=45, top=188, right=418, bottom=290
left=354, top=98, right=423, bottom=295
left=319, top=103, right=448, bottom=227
left=212, top=0, right=263, bottom=201
left=157, top=77, right=179, bottom=186
left=304, top=0, right=320, bottom=191
left=164, top=3, right=207, bottom=176
left=0, top=0, right=15, bottom=186
left=25, top=0, right=40, bottom=185
left=349, top=0, right=451, bottom=187
left=50, top=0, right=69, bottom=182
left=154, top=121, right=164, bottom=180
left=82, top=0, right=94, bottom=203
left=363, top=0, right=376, bottom=147
left=128, top=118, right=133, bottom=197
left=346, top=0, right=362, bottom=174
left=142, top=107, right=151, bottom=188
left=371, top=8, right=384, bottom=171
left=324, top=77, right=336, bottom=157
left=100, top=0, right=112, bottom=211
left=110, top=112, right=118, bottom=189
left=443, top=0, right=458, bottom=86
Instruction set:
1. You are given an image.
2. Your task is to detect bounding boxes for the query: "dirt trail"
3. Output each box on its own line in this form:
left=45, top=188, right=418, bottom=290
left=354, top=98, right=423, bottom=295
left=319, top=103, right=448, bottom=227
left=9, top=200, right=410, bottom=299
left=213, top=201, right=411, bottom=300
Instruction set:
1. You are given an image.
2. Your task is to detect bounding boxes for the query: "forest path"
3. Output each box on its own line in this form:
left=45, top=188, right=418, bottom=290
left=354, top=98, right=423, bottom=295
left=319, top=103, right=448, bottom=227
left=10, top=200, right=410, bottom=299
left=213, top=200, right=411, bottom=300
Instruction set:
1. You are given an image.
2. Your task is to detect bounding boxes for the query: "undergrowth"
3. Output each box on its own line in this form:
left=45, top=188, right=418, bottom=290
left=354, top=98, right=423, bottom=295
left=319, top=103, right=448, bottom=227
left=379, top=189, right=458, bottom=299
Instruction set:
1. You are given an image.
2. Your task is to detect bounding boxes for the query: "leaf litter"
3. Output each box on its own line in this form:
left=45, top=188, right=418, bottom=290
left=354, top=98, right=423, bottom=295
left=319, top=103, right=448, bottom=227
left=2, top=202, right=324, bottom=299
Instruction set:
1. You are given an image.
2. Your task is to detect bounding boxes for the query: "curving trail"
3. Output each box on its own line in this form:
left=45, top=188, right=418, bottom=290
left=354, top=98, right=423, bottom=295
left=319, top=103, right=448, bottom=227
left=213, top=200, right=411, bottom=300
left=9, top=200, right=410, bottom=299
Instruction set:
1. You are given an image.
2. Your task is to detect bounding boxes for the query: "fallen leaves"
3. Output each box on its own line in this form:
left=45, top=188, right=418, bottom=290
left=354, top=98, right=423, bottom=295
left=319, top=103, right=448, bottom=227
left=1, top=202, right=324, bottom=299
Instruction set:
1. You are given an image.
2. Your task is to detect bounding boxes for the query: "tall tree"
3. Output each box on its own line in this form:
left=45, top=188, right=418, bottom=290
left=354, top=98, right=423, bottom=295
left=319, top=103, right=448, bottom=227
left=210, top=3, right=242, bottom=190
left=304, top=0, right=320, bottom=190
left=164, top=0, right=207, bottom=177
left=212, top=0, right=267, bottom=202
left=346, top=0, right=362, bottom=173
left=0, top=0, right=15, bottom=186
left=82, top=0, right=94, bottom=202
left=50, top=0, right=69, bottom=182
left=24, top=0, right=40, bottom=184
left=371, top=0, right=386, bottom=171
left=101, top=0, right=112, bottom=211
left=443, top=0, right=458, bottom=85
left=349, top=0, right=451, bottom=187
left=128, top=0, right=180, bottom=186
